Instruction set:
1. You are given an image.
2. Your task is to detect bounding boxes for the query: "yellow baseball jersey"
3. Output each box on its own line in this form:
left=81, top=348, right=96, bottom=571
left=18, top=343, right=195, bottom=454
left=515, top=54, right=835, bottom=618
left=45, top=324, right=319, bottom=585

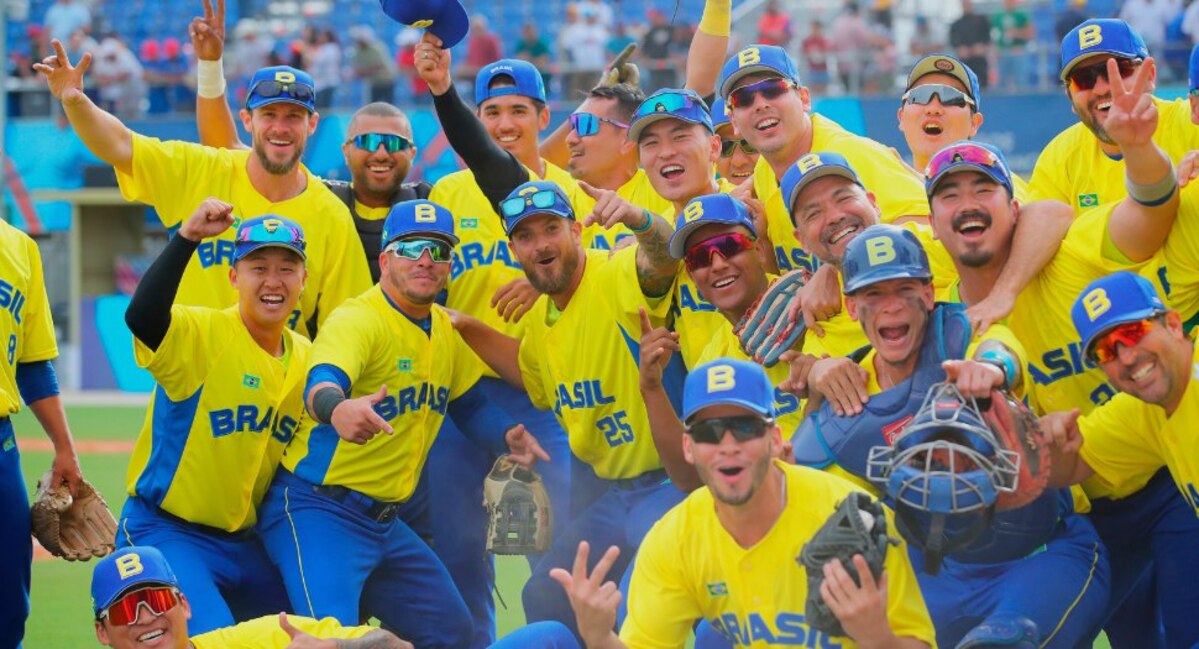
left=1028, top=97, right=1199, bottom=211
left=115, top=134, right=370, bottom=338
left=127, top=306, right=311, bottom=531
left=1146, top=185, right=1199, bottom=324
left=622, top=461, right=935, bottom=648
left=0, top=221, right=57, bottom=415
left=755, top=115, right=930, bottom=273
left=192, top=615, right=374, bottom=648
left=1077, top=337, right=1199, bottom=517
left=574, top=168, right=674, bottom=251
left=698, top=326, right=804, bottom=436
left=519, top=248, right=671, bottom=479
left=282, top=286, right=480, bottom=502
left=669, top=178, right=738, bottom=370
left=1012, top=172, right=1030, bottom=203
left=432, top=159, right=587, bottom=349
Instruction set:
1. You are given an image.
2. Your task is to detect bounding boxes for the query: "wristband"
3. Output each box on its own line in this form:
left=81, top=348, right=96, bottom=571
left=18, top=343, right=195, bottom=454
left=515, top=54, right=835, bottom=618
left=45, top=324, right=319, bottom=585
left=1125, top=166, right=1177, bottom=207
left=630, top=209, right=655, bottom=234
left=698, top=0, right=732, bottom=37
left=311, top=385, right=346, bottom=424
left=977, top=348, right=1018, bottom=391
left=196, top=58, right=227, bottom=99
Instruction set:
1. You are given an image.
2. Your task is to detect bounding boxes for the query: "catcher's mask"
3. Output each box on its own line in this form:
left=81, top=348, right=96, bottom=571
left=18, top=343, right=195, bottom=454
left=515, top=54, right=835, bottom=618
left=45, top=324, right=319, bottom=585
left=866, top=382, right=1021, bottom=573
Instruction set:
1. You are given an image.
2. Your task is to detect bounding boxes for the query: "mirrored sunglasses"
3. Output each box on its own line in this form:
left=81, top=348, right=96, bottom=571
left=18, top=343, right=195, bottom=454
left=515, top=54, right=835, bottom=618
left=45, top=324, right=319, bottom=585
left=634, top=91, right=706, bottom=122
left=727, top=77, right=796, bottom=109
left=237, top=220, right=306, bottom=249
left=385, top=238, right=453, bottom=263
left=98, top=587, right=180, bottom=626
left=570, top=112, right=629, bottom=137
left=902, top=84, right=975, bottom=109
left=500, top=189, right=566, bottom=219
left=1068, top=57, right=1140, bottom=91
left=1089, top=318, right=1158, bottom=364
left=349, top=132, right=413, bottom=153
left=684, top=232, right=755, bottom=272
left=925, top=144, right=1003, bottom=182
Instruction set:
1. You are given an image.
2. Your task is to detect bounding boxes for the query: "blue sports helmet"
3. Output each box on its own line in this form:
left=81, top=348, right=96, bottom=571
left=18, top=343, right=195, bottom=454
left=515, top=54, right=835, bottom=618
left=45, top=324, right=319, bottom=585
left=840, top=224, right=932, bottom=295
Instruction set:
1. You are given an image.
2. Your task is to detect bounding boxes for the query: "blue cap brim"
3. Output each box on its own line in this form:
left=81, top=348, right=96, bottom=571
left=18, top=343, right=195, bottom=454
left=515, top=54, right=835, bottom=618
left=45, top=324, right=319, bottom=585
left=628, top=113, right=713, bottom=141
left=234, top=241, right=307, bottom=262
left=503, top=210, right=573, bottom=236
left=682, top=397, right=773, bottom=424
left=784, top=167, right=861, bottom=214
left=384, top=229, right=460, bottom=247
left=245, top=96, right=315, bottom=112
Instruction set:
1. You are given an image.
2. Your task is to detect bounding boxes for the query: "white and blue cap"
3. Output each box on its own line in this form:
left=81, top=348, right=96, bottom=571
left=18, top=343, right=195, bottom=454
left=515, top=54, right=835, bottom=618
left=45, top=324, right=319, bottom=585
left=91, top=547, right=179, bottom=615
left=475, top=59, right=547, bottom=105
left=378, top=0, right=470, bottom=48
left=906, top=54, right=982, bottom=112
left=499, top=180, right=575, bottom=235
left=381, top=199, right=459, bottom=247
left=1060, top=19, right=1149, bottom=81
left=1072, top=270, right=1167, bottom=359
left=668, top=193, right=757, bottom=259
left=719, top=44, right=802, bottom=100
left=683, top=358, right=777, bottom=423
left=780, top=152, right=864, bottom=217
left=233, top=215, right=307, bottom=262
left=628, top=89, right=714, bottom=141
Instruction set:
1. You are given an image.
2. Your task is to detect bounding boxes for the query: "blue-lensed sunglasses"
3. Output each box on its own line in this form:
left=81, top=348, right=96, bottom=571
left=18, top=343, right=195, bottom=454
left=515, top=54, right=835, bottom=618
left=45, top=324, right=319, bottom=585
left=385, top=238, right=453, bottom=263
left=500, top=189, right=569, bottom=219
left=570, top=112, right=630, bottom=137
left=634, top=90, right=708, bottom=121
left=348, top=132, right=414, bottom=153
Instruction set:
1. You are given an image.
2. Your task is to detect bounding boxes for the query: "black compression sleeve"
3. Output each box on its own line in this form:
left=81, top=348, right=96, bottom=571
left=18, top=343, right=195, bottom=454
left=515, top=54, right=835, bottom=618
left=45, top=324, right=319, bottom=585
left=125, top=234, right=198, bottom=352
left=432, top=84, right=531, bottom=213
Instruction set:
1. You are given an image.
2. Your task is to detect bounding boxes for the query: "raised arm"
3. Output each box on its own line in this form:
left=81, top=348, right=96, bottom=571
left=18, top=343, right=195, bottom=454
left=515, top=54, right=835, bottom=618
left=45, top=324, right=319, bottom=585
left=637, top=308, right=702, bottom=491
left=578, top=182, right=679, bottom=297
left=686, top=0, right=732, bottom=96
left=34, top=40, right=133, bottom=176
left=189, top=0, right=247, bottom=150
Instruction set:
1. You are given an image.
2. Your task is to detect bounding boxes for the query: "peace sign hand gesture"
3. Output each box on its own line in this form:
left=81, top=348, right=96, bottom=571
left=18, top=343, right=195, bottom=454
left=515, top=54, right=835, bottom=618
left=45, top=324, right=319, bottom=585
left=1104, top=56, right=1158, bottom=149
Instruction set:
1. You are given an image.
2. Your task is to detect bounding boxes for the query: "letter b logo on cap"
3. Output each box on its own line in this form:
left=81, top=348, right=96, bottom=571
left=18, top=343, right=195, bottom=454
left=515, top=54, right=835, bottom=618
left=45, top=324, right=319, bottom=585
left=1079, top=24, right=1103, bottom=49
left=866, top=236, right=896, bottom=266
left=1083, top=288, right=1112, bottom=321
left=116, top=554, right=145, bottom=580
left=707, top=365, right=736, bottom=392
left=796, top=153, right=822, bottom=174
left=414, top=203, right=438, bottom=223
left=683, top=201, right=705, bottom=223
left=737, top=48, right=761, bottom=68
left=274, top=70, right=296, bottom=83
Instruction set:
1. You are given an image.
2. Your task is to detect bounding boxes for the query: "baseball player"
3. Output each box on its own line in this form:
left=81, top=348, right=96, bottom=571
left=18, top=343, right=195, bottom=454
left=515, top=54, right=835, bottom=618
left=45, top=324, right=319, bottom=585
left=91, top=546, right=410, bottom=648
left=118, top=202, right=311, bottom=634
left=555, top=359, right=935, bottom=649
left=0, top=208, right=83, bottom=648
left=1041, top=271, right=1199, bottom=519
left=790, top=224, right=1111, bottom=648
left=449, top=178, right=685, bottom=640
left=255, top=199, right=546, bottom=649
left=711, top=98, right=760, bottom=184
left=188, top=0, right=431, bottom=283
left=35, top=42, right=371, bottom=339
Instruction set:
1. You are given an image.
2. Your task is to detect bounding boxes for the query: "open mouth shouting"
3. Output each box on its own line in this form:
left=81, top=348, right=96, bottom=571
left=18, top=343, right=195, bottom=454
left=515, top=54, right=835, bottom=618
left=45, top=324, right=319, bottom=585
left=658, top=163, right=686, bottom=182
left=876, top=322, right=913, bottom=351
left=952, top=210, right=991, bottom=240
left=921, top=120, right=944, bottom=136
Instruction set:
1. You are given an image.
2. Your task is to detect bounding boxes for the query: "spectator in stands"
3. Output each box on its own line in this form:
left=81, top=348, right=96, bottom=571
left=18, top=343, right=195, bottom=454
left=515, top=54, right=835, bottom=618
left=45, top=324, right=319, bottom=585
left=993, top=0, right=1034, bottom=90
left=872, top=0, right=894, bottom=30
left=13, top=24, right=50, bottom=80
left=1055, top=0, right=1089, bottom=43
left=800, top=20, right=832, bottom=93
left=757, top=0, right=794, bottom=46
left=950, top=0, right=992, bottom=87
left=642, top=8, right=676, bottom=89
left=459, top=15, right=502, bottom=86
left=92, top=36, right=146, bottom=120
left=909, top=15, right=945, bottom=57
left=43, top=0, right=90, bottom=45
left=515, top=23, right=553, bottom=90
left=1183, top=0, right=1199, bottom=47
left=230, top=19, right=275, bottom=97
left=349, top=25, right=397, bottom=104
left=563, top=5, right=610, bottom=96
left=307, top=28, right=342, bottom=109
left=831, top=2, right=888, bottom=93
left=1120, top=0, right=1180, bottom=53
left=577, top=0, right=614, bottom=29
left=396, top=28, right=429, bottom=104
left=607, top=22, right=636, bottom=58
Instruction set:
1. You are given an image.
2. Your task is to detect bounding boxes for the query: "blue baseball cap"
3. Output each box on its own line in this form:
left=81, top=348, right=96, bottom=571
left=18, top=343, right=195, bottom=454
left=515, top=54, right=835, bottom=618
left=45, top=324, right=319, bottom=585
left=1060, top=19, right=1149, bottom=82
left=780, top=152, right=864, bottom=216
left=668, top=193, right=757, bottom=258
left=841, top=224, right=932, bottom=295
left=1072, top=271, right=1167, bottom=359
left=710, top=97, right=731, bottom=130
left=499, top=180, right=574, bottom=236
left=906, top=54, right=981, bottom=112
left=246, top=66, right=316, bottom=112
left=924, top=141, right=1014, bottom=198
left=628, top=89, right=714, bottom=141
left=475, top=59, right=547, bottom=106
left=719, top=44, right=802, bottom=100
left=683, top=358, right=777, bottom=423
left=233, top=215, right=307, bottom=262
left=379, top=0, right=470, bottom=48
left=1190, top=44, right=1199, bottom=91
left=91, top=547, right=179, bottom=615
left=381, top=199, right=459, bottom=247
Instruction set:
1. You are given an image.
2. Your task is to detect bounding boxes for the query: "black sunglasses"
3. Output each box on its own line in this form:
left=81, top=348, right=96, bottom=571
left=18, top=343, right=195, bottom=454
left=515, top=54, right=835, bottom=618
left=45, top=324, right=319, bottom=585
left=720, top=138, right=758, bottom=157
left=686, top=415, right=773, bottom=444
left=249, top=79, right=315, bottom=102
left=1068, top=57, right=1141, bottom=91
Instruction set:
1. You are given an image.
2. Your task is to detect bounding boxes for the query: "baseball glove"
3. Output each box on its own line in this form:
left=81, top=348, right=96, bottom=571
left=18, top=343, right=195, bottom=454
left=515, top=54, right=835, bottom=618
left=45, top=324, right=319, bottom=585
left=596, top=43, right=640, bottom=88
left=483, top=456, right=552, bottom=555
left=797, top=492, right=897, bottom=637
left=30, top=471, right=117, bottom=561
left=981, top=389, right=1051, bottom=511
left=734, top=270, right=807, bottom=367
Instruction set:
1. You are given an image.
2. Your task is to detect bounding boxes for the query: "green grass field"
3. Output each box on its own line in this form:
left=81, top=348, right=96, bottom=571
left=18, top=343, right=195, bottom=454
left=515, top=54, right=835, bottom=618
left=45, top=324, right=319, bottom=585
left=14, top=404, right=1113, bottom=648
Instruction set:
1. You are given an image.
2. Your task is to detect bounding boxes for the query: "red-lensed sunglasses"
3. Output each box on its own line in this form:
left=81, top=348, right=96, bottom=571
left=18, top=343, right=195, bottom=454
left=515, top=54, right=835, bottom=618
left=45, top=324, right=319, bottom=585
left=1088, top=318, right=1157, bottom=364
left=1068, top=58, right=1141, bottom=91
left=97, top=586, right=181, bottom=625
left=684, top=232, right=755, bottom=272
left=727, top=78, right=797, bottom=110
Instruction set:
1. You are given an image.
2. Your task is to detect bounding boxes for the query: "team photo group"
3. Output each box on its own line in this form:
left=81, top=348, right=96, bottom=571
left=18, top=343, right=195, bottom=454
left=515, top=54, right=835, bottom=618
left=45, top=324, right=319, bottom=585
left=8, top=0, right=1199, bottom=646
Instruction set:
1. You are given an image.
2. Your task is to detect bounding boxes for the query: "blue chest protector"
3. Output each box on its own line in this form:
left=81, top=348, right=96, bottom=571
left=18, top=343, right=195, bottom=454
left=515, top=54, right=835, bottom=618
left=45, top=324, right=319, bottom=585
left=792, top=303, right=1064, bottom=564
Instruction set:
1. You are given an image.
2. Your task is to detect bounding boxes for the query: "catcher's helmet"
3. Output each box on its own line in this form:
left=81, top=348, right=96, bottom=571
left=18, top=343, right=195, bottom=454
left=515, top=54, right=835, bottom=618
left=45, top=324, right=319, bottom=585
left=866, top=382, right=1021, bottom=573
left=841, top=224, right=932, bottom=295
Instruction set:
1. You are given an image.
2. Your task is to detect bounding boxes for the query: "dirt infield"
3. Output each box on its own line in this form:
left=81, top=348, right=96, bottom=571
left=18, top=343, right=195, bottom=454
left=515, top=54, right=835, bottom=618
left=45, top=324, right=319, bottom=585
left=20, top=439, right=136, bottom=454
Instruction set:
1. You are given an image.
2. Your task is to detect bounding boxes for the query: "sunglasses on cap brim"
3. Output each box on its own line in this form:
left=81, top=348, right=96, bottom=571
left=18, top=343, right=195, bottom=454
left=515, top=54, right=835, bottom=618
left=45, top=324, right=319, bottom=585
left=238, top=222, right=306, bottom=251
left=500, top=190, right=568, bottom=219
left=926, top=145, right=1005, bottom=184
left=248, top=79, right=315, bottom=104
left=634, top=92, right=708, bottom=122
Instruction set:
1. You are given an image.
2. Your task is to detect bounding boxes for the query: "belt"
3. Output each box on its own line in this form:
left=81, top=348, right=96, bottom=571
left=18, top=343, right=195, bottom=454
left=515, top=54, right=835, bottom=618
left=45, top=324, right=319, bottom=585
left=307, top=480, right=404, bottom=524
left=612, top=468, right=669, bottom=491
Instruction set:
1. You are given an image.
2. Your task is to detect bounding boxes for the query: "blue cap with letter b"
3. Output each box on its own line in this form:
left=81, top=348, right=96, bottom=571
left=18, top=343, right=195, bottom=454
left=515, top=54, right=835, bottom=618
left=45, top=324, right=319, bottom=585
left=719, top=44, right=802, bottom=100
left=475, top=59, right=547, bottom=106
left=499, top=180, right=574, bottom=236
left=841, top=224, right=932, bottom=295
left=378, top=0, right=469, bottom=48
left=1071, top=270, right=1167, bottom=359
left=924, top=141, right=1013, bottom=198
left=780, top=152, right=864, bottom=217
left=628, top=89, right=714, bottom=141
left=234, top=215, right=307, bottom=262
left=382, top=199, right=459, bottom=247
left=246, top=66, right=316, bottom=112
left=669, top=193, right=757, bottom=259
left=682, top=358, right=776, bottom=423
left=91, top=547, right=179, bottom=614
left=1060, top=19, right=1149, bottom=81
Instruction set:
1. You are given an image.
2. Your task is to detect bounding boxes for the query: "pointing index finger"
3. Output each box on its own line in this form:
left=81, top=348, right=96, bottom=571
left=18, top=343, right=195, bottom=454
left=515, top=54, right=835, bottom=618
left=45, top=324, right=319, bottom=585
left=638, top=306, right=654, bottom=336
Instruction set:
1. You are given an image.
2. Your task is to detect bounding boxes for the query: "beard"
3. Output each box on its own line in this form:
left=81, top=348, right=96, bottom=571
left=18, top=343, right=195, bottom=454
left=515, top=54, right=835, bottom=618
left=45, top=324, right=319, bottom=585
left=525, top=244, right=581, bottom=296
left=697, top=453, right=773, bottom=506
left=350, top=162, right=407, bottom=204
left=253, top=137, right=305, bottom=175
left=1078, top=99, right=1117, bottom=146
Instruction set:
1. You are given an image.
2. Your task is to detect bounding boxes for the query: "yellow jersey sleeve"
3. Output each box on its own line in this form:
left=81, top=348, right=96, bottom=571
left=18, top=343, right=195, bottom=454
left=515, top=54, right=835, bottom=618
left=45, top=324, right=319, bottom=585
left=0, top=222, right=59, bottom=414
left=116, top=134, right=232, bottom=228
left=133, top=305, right=219, bottom=402
left=1152, top=185, right=1199, bottom=321
left=15, top=230, right=57, bottom=364
left=191, top=615, right=375, bottom=648
left=1077, top=392, right=1166, bottom=496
